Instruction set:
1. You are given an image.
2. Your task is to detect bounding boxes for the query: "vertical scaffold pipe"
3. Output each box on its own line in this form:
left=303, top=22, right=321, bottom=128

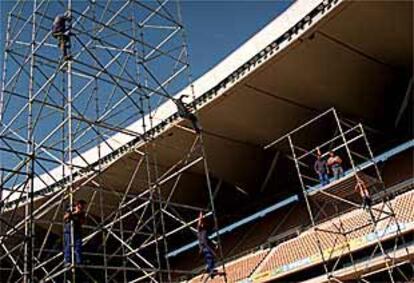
left=24, top=1, right=37, bottom=282
left=334, top=111, right=395, bottom=282
left=287, top=135, right=331, bottom=280
left=65, top=1, right=76, bottom=282
left=360, top=125, right=414, bottom=276
left=174, top=1, right=227, bottom=279
left=199, top=134, right=228, bottom=283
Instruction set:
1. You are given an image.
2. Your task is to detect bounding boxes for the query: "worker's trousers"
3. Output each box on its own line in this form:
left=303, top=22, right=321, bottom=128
left=64, top=232, right=83, bottom=264
left=202, top=246, right=215, bottom=275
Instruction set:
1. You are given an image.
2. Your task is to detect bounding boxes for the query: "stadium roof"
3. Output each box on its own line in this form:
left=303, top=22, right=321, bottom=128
left=7, top=0, right=413, bottom=207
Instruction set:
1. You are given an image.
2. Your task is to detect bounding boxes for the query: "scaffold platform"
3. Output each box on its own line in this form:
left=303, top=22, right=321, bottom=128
left=307, top=171, right=379, bottom=200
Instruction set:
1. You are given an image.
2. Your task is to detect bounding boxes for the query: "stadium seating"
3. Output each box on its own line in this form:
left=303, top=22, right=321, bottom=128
left=256, top=189, right=414, bottom=276
left=189, top=249, right=268, bottom=283
left=393, top=189, right=414, bottom=222
left=225, top=204, right=307, bottom=258
left=188, top=189, right=413, bottom=282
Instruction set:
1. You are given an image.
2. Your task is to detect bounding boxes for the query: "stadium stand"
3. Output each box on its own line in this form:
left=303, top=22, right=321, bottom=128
left=255, top=190, right=413, bottom=282
left=225, top=204, right=306, bottom=258
left=189, top=249, right=269, bottom=283
left=184, top=177, right=413, bottom=282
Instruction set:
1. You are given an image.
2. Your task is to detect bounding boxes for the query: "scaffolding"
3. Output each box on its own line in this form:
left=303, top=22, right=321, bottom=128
left=0, top=1, right=226, bottom=282
left=265, top=108, right=413, bottom=282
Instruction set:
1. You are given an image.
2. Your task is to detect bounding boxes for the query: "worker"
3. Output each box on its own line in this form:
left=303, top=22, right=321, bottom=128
left=354, top=175, right=372, bottom=209
left=52, top=12, right=72, bottom=60
left=64, top=200, right=86, bottom=265
left=327, top=151, right=344, bottom=180
left=197, top=212, right=224, bottom=280
left=314, top=148, right=329, bottom=186
left=174, top=95, right=201, bottom=134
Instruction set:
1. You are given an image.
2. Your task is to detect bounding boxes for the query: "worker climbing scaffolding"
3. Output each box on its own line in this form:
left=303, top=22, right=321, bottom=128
left=174, top=94, right=202, bottom=134
left=197, top=212, right=226, bottom=281
left=52, top=11, right=72, bottom=60
left=354, top=174, right=372, bottom=210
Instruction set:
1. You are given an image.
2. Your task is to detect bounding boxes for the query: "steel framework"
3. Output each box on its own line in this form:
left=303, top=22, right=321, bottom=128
left=0, top=1, right=226, bottom=282
left=265, top=108, right=413, bottom=282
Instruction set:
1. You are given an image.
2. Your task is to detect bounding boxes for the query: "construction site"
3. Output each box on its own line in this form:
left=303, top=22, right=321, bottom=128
left=0, top=0, right=413, bottom=282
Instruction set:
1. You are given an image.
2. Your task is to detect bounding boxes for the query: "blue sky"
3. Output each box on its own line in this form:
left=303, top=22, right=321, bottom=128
left=179, top=0, right=293, bottom=80
left=0, top=0, right=293, bottom=83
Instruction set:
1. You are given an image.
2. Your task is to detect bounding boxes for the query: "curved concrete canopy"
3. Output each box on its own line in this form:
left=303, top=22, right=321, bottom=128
left=5, top=0, right=413, bottom=224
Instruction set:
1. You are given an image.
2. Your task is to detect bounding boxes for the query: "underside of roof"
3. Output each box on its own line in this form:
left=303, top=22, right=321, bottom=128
left=123, top=0, right=413, bottom=206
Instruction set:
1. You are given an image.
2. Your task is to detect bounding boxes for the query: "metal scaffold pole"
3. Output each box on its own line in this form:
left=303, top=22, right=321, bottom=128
left=287, top=135, right=331, bottom=278
left=24, top=1, right=37, bottom=282
left=67, top=0, right=77, bottom=280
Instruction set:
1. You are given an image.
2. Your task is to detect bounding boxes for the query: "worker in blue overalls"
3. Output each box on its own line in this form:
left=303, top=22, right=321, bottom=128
left=63, top=200, right=86, bottom=265
left=197, top=212, right=225, bottom=280
left=314, top=148, right=330, bottom=186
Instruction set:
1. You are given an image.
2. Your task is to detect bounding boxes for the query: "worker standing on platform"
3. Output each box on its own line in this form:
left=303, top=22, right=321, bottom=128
left=174, top=95, right=202, bottom=134
left=314, top=148, right=329, bottom=186
left=52, top=12, right=72, bottom=60
left=197, top=212, right=223, bottom=280
left=354, top=175, right=372, bottom=209
left=64, top=200, right=86, bottom=265
left=327, top=151, right=344, bottom=180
